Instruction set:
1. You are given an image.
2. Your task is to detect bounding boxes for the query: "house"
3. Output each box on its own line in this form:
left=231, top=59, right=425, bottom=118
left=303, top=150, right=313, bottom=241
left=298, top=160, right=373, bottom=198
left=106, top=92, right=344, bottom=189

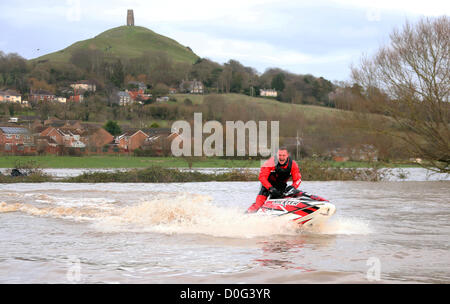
left=70, top=80, right=96, bottom=92
left=39, top=124, right=114, bottom=154
left=40, top=127, right=86, bottom=148
left=141, top=128, right=180, bottom=156
left=29, top=90, right=55, bottom=102
left=116, top=129, right=149, bottom=151
left=0, top=126, right=35, bottom=154
left=117, top=91, right=132, bottom=106
left=55, top=97, right=67, bottom=103
left=179, top=80, right=204, bottom=94
left=260, top=89, right=278, bottom=97
left=128, top=89, right=151, bottom=103
left=0, top=90, right=22, bottom=103
left=40, top=127, right=67, bottom=146
left=36, top=136, right=59, bottom=155
left=68, top=94, right=84, bottom=103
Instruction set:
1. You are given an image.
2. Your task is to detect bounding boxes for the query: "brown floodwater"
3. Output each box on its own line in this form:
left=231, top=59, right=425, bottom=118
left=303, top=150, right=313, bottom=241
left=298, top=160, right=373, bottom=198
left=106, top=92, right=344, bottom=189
left=0, top=180, right=449, bottom=283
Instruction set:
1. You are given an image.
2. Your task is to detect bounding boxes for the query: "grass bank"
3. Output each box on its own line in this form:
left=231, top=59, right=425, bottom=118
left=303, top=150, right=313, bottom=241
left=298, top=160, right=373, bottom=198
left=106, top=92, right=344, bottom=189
left=0, top=161, right=398, bottom=183
left=64, top=167, right=258, bottom=183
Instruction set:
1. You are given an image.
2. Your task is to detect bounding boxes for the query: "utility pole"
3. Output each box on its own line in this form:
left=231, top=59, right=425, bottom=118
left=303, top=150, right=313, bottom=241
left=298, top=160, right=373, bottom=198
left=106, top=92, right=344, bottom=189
left=296, top=130, right=302, bottom=161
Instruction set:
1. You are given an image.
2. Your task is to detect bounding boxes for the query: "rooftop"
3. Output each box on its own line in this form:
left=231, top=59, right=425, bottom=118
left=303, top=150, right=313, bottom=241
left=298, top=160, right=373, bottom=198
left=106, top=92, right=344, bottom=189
left=0, top=90, right=21, bottom=96
left=0, top=126, right=31, bottom=134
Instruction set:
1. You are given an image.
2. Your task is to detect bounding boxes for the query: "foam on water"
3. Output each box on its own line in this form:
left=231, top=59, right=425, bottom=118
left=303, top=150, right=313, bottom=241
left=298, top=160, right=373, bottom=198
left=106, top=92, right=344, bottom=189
left=93, top=194, right=301, bottom=238
left=1, top=192, right=372, bottom=238
left=308, top=217, right=373, bottom=235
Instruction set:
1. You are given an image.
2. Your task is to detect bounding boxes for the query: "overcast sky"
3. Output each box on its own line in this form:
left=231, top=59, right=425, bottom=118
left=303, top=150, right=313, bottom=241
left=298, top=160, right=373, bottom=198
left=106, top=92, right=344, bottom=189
left=0, top=0, right=448, bottom=81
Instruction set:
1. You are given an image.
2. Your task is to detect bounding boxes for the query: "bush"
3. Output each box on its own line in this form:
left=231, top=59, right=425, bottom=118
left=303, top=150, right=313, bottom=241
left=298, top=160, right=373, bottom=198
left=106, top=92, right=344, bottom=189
left=64, top=166, right=259, bottom=183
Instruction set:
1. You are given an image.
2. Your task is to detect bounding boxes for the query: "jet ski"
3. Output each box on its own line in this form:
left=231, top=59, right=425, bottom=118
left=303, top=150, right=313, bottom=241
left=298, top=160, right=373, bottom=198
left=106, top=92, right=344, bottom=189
left=257, top=187, right=336, bottom=228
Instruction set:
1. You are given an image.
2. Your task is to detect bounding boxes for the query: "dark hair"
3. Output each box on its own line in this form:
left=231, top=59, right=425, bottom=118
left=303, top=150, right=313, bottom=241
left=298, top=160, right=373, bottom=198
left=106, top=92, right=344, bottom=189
left=278, top=146, right=289, bottom=152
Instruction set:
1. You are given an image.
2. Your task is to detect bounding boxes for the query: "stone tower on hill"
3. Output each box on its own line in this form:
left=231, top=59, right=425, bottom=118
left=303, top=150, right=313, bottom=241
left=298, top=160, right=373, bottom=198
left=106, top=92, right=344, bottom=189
left=127, top=10, right=135, bottom=26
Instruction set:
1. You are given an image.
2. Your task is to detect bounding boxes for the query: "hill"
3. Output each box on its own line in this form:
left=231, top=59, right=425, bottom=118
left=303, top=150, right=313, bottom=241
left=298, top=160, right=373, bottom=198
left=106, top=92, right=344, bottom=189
left=32, top=26, right=199, bottom=64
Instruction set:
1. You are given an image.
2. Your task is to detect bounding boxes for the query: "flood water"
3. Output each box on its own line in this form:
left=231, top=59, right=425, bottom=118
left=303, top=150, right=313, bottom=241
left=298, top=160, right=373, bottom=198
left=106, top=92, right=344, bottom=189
left=0, top=180, right=449, bottom=284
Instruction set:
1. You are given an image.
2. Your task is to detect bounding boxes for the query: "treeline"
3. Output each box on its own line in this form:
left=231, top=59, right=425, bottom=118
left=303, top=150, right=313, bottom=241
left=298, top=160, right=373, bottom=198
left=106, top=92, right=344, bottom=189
left=1, top=49, right=336, bottom=108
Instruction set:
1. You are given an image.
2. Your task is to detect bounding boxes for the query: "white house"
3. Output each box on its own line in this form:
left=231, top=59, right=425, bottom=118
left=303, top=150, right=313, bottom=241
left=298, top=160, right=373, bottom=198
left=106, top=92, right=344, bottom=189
left=180, top=80, right=204, bottom=94
left=0, top=90, right=22, bottom=103
left=260, top=89, right=278, bottom=97
left=118, top=91, right=132, bottom=106
left=55, top=97, right=67, bottom=103
left=70, top=81, right=97, bottom=92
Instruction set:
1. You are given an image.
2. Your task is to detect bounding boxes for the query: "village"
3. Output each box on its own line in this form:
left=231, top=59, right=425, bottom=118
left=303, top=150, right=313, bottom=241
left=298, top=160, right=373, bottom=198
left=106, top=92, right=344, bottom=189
left=0, top=78, right=210, bottom=106
left=0, top=77, right=283, bottom=157
left=0, top=77, right=189, bottom=156
left=0, top=116, right=179, bottom=156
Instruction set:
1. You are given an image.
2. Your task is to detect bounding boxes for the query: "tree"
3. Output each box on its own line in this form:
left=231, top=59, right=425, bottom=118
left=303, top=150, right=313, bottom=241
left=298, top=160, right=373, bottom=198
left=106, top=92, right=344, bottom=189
left=351, top=16, right=449, bottom=173
left=152, top=83, right=169, bottom=97
left=103, top=120, right=122, bottom=136
left=271, top=73, right=286, bottom=92
left=110, top=60, right=125, bottom=88
left=0, top=51, right=29, bottom=91
left=218, top=65, right=232, bottom=93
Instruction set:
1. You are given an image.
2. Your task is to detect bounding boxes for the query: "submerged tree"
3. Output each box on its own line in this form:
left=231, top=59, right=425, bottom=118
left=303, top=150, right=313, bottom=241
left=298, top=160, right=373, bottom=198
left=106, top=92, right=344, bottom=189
left=351, top=16, right=450, bottom=173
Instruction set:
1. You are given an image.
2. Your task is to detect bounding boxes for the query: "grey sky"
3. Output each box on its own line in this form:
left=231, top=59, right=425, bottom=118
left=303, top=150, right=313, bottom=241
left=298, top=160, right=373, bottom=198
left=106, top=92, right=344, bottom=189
left=0, top=0, right=448, bottom=81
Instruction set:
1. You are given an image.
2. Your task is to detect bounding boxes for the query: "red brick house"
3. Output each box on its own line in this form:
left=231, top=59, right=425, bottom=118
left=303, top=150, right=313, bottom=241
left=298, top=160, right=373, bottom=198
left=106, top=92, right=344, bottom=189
left=36, top=136, right=60, bottom=155
left=116, top=130, right=149, bottom=151
left=40, top=127, right=86, bottom=148
left=128, top=89, right=151, bottom=103
left=39, top=124, right=113, bottom=154
left=0, top=126, right=35, bottom=154
left=68, top=95, right=84, bottom=103
left=141, top=128, right=181, bottom=156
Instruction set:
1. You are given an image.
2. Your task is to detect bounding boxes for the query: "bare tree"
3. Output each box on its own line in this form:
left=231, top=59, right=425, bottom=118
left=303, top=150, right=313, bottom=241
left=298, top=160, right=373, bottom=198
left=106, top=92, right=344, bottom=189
left=351, top=16, right=449, bottom=173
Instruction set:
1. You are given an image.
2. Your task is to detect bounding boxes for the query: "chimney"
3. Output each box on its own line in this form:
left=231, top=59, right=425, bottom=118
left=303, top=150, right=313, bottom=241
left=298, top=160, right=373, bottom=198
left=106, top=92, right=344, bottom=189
left=127, top=9, right=135, bottom=26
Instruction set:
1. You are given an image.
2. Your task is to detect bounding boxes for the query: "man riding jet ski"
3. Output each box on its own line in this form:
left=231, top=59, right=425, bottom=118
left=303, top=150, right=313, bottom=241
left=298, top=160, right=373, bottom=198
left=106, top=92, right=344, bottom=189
left=246, top=148, right=335, bottom=227
left=246, top=148, right=301, bottom=213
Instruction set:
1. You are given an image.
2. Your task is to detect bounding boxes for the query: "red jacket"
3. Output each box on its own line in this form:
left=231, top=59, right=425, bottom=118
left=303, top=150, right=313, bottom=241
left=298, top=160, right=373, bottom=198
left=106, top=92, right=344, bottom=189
left=259, top=157, right=302, bottom=190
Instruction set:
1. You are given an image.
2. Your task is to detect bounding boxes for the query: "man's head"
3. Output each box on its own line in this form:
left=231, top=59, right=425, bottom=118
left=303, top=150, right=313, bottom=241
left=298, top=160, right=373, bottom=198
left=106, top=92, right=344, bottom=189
left=277, top=148, right=289, bottom=165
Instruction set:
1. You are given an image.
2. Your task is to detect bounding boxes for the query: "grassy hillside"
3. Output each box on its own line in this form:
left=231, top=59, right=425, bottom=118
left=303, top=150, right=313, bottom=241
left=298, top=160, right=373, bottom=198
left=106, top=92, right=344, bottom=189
left=174, top=93, right=341, bottom=118
left=33, top=26, right=199, bottom=64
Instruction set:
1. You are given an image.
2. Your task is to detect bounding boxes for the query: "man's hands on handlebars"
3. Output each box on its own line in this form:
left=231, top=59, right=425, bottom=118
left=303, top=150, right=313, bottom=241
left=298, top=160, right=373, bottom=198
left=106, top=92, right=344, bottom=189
left=284, top=186, right=301, bottom=197
left=269, top=186, right=301, bottom=199
left=269, top=187, right=282, bottom=198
